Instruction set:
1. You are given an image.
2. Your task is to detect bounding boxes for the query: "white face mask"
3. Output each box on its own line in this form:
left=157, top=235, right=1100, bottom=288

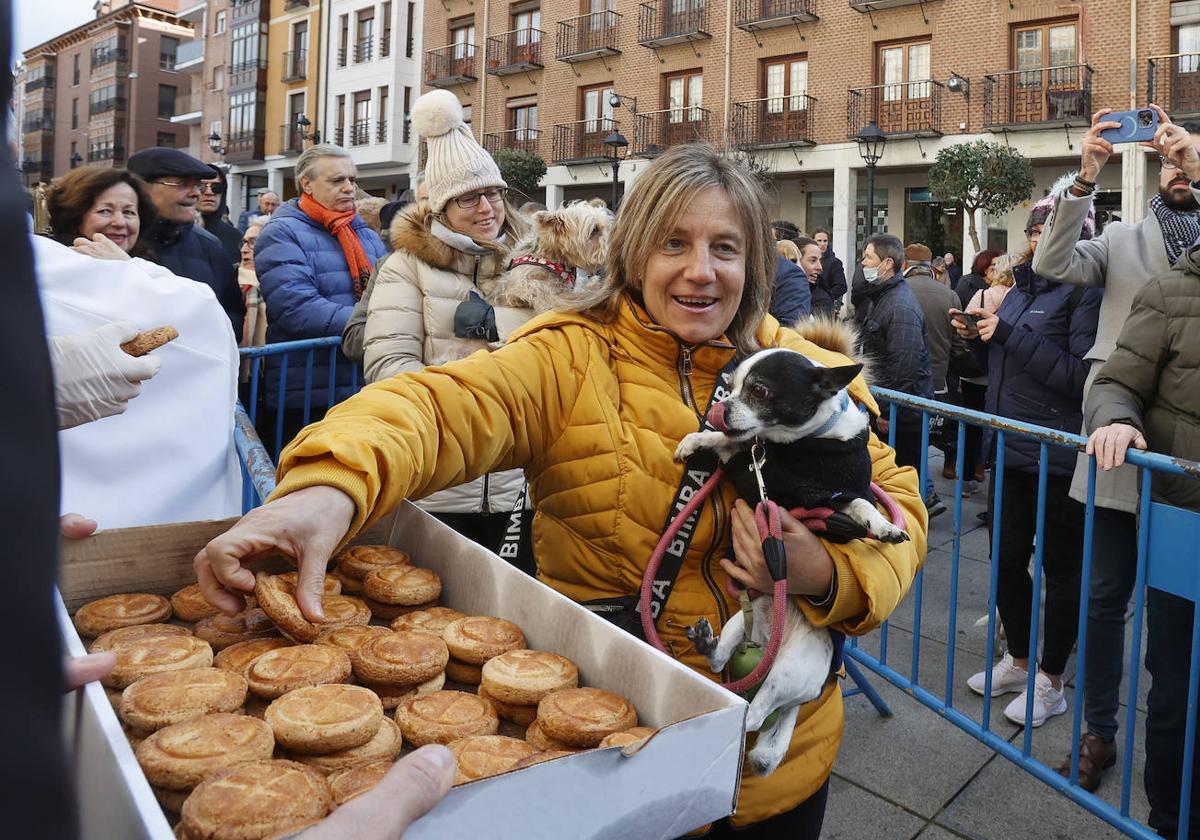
left=863, top=266, right=880, bottom=283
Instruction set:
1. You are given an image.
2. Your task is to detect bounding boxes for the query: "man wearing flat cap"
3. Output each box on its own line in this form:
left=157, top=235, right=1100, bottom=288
left=127, top=148, right=244, bottom=338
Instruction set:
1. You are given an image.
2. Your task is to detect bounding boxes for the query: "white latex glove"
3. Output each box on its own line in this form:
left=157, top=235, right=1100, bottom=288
left=50, top=322, right=162, bottom=430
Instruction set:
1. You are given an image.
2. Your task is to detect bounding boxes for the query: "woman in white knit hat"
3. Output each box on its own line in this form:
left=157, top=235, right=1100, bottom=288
left=362, top=89, right=534, bottom=562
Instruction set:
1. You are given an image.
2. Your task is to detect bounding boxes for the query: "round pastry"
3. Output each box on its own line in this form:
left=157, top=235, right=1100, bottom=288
left=395, top=690, right=498, bottom=747
left=276, top=571, right=342, bottom=596
left=104, top=635, right=214, bottom=690
left=291, top=717, right=403, bottom=773
left=477, top=685, right=536, bottom=727
left=253, top=572, right=322, bottom=643
left=441, top=616, right=526, bottom=665
left=74, top=593, right=172, bottom=638
left=350, top=631, right=448, bottom=687
left=327, top=760, right=392, bottom=806
left=179, top=759, right=331, bottom=840
left=444, top=657, right=483, bottom=686
left=362, top=566, right=442, bottom=606
left=362, top=596, right=438, bottom=622
left=536, top=687, right=638, bottom=748
left=448, top=735, right=538, bottom=786
left=335, top=545, right=410, bottom=580
left=265, top=684, right=384, bottom=754
left=91, top=623, right=191, bottom=654
left=360, top=672, right=445, bottom=711
left=315, top=624, right=390, bottom=656
left=136, top=712, right=274, bottom=790
left=598, top=726, right=657, bottom=749
left=511, top=749, right=575, bottom=770
left=524, top=718, right=582, bottom=753
left=169, top=584, right=221, bottom=623
left=244, top=644, right=352, bottom=700
left=214, top=638, right=294, bottom=674
left=120, top=667, right=248, bottom=732
left=320, top=595, right=373, bottom=629
left=194, top=608, right=279, bottom=650
left=153, top=785, right=190, bottom=814
left=390, top=607, right=467, bottom=637
left=330, top=568, right=363, bottom=595
left=480, top=650, right=578, bottom=706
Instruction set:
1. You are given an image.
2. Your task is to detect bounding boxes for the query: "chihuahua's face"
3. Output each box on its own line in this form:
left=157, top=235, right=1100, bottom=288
left=531, top=201, right=611, bottom=273
left=707, top=349, right=863, bottom=441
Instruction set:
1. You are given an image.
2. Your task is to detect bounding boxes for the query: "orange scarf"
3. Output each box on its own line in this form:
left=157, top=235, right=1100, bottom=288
left=299, top=193, right=372, bottom=300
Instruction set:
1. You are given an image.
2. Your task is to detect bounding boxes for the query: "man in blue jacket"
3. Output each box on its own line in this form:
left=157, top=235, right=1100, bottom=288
left=127, top=148, right=244, bottom=340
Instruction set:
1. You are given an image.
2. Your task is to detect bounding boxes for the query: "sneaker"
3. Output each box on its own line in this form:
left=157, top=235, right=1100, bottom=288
left=925, top=493, right=947, bottom=518
left=967, top=652, right=1029, bottom=697
left=1003, top=672, right=1068, bottom=727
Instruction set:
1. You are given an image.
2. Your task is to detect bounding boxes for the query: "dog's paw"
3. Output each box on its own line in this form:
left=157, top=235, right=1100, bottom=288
left=673, top=433, right=705, bottom=463
left=871, top=521, right=910, bottom=543
left=686, top=617, right=718, bottom=658
left=747, top=743, right=788, bottom=777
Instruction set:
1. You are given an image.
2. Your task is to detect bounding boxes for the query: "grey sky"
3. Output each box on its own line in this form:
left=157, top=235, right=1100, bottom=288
left=16, top=0, right=95, bottom=56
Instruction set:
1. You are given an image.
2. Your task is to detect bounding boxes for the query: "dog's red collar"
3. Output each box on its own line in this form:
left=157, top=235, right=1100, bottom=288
left=509, top=255, right=576, bottom=289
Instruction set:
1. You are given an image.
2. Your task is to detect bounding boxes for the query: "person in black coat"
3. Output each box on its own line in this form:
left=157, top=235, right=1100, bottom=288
left=812, top=228, right=847, bottom=310
left=127, top=148, right=245, bottom=339
left=198, top=165, right=242, bottom=265
left=795, top=235, right=835, bottom=317
left=955, top=248, right=1002, bottom=309
left=944, top=251, right=963, bottom=284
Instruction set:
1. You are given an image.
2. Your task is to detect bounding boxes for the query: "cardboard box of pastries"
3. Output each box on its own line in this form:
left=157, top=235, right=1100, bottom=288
left=58, top=502, right=746, bottom=840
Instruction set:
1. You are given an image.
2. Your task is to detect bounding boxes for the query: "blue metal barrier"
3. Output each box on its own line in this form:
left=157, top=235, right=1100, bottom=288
left=235, top=338, right=1200, bottom=840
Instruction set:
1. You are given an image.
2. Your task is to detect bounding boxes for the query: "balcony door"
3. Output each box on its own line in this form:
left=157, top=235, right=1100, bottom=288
left=762, top=56, right=807, bottom=143
left=1173, top=23, right=1200, bottom=114
left=1012, top=21, right=1079, bottom=123
left=513, top=7, right=541, bottom=55
left=580, top=84, right=614, bottom=159
left=876, top=40, right=930, bottom=134
left=450, top=19, right=475, bottom=76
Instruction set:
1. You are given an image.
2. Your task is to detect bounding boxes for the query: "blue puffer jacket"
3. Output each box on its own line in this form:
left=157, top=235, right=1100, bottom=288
left=254, top=200, right=387, bottom=409
left=146, top=218, right=244, bottom=340
left=973, top=262, right=1102, bottom=476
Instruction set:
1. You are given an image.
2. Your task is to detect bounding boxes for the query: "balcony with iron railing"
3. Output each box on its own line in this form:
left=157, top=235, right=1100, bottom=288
left=732, top=95, right=816, bottom=149
left=556, top=11, right=621, bottom=63
left=349, top=120, right=371, bottom=146
left=90, top=47, right=128, bottom=74
left=25, top=73, right=55, bottom=93
left=280, top=124, right=306, bottom=155
left=424, top=43, right=477, bottom=87
left=735, top=0, right=817, bottom=29
left=633, top=107, right=713, bottom=156
left=89, top=95, right=129, bottom=116
left=552, top=119, right=619, bottom=164
left=486, top=29, right=544, bottom=75
left=225, top=129, right=266, bottom=161
left=982, top=64, right=1093, bottom=128
left=22, top=110, right=55, bottom=134
left=282, top=50, right=307, bottom=82
left=354, top=39, right=373, bottom=63
left=638, top=2, right=711, bottom=48
left=380, top=32, right=392, bottom=58
left=1148, top=53, right=1200, bottom=119
left=849, top=0, right=935, bottom=9
left=847, top=79, right=943, bottom=137
left=484, top=128, right=541, bottom=156
left=377, top=119, right=389, bottom=143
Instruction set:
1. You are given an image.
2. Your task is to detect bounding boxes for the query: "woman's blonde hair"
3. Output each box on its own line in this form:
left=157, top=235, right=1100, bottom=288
left=569, top=143, right=775, bottom=355
left=989, top=253, right=1017, bottom=287
left=776, top=239, right=800, bottom=263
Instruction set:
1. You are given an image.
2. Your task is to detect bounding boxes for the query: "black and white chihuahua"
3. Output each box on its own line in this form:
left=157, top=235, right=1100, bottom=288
left=675, top=346, right=908, bottom=776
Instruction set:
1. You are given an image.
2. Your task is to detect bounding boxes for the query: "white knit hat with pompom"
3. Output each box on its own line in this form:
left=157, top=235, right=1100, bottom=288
left=411, top=89, right=506, bottom=213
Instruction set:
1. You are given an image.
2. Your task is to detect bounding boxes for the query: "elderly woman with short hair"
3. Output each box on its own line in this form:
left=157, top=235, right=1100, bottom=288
left=196, top=143, right=926, bottom=837
left=253, top=144, right=387, bottom=449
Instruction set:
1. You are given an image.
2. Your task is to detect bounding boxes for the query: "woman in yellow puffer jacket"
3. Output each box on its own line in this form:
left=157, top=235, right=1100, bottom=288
left=195, top=144, right=927, bottom=836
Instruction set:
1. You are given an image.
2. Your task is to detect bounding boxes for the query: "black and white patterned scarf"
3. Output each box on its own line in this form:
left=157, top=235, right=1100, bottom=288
left=1150, top=194, right=1200, bottom=267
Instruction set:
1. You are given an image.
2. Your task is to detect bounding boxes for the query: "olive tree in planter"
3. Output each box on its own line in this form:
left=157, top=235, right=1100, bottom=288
left=928, top=140, right=1036, bottom=252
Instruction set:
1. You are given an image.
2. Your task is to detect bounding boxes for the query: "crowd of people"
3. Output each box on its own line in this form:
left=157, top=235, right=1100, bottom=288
left=15, top=71, right=1200, bottom=839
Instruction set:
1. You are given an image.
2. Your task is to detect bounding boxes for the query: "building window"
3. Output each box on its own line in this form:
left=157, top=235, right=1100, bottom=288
left=289, top=91, right=306, bottom=127
left=89, top=83, right=124, bottom=114
left=214, top=65, right=224, bottom=90
left=878, top=40, right=930, bottom=103
left=73, top=54, right=80, bottom=85
left=512, top=6, right=540, bottom=43
left=215, top=10, right=226, bottom=34
left=352, top=90, right=371, bottom=144
left=356, top=8, right=375, bottom=62
left=336, top=94, right=346, bottom=144
left=72, top=98, right=79, bottom=129
left=580, top=83, right=614, bottom=134
left=381, top=2, right=392, bottom=58
left=508, top=98, right=537, bottom=138
left=210, top=119, right=222, bottom=138
left=665, top=69, right=703, bottom=122
left=156, top=131, right=178, bottom=148
left=1009, top=21, right=1081, bottom=122
left=231, top=22, right=265, bottom=72
left=450, top=16, right=475, bottom=62
left=339, top=15, right=349, bottom=66
left=229, top=90, right=259, bottom=139
left=160, top=36, right=179, bottom=70
left=293, top=21, right=309, bottom=60
left=405, top=2, right=415, bottom=57
left=403, top=86, right=412, bottom=141
left=379, top=86, right=390, bottom=141
left=762, top=56, right=807, bottom=112
left=1013, top=20, right=1077, bottom=73
left=70, top=141, right=78, bottom=166
left=158, top=85, right=178, bottom=119
left=1178, top=21, right=1200, bottom=70
left=90, top=34, right=127, bottom=71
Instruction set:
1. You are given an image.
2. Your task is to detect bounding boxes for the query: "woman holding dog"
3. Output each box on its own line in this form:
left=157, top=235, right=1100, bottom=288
left=195, top=142, right=927, bottom=836
left=362, top=90, right=533, bottom=557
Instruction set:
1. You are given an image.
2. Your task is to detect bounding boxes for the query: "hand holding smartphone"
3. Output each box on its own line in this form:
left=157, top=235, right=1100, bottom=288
left=1098, top=108, right=1159, bottom=145
left=949, top=309, right=979, bottom=336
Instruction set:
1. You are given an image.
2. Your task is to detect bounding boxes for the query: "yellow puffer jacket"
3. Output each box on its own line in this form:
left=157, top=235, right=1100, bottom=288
left=274, top=295, right=928, bottom=825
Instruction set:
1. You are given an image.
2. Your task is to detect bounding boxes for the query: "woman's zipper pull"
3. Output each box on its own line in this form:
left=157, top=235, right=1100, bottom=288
left=681, top=347, right=692, bottom=377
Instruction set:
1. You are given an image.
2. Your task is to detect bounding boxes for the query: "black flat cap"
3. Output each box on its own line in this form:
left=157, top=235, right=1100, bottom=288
left=127, top=148, right=216, bottom=180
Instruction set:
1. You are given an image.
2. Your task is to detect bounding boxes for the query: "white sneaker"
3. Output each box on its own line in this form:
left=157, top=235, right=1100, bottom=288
left=1003, top=672, right=1067, bottom=727
left=967, top=652, right=1029, bottom=697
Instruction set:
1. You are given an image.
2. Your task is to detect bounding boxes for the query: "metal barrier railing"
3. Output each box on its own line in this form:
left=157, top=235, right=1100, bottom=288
left=236, top=338, right=1200, bottom=839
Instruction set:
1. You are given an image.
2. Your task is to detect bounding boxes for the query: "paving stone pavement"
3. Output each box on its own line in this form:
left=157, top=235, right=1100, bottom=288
left=821, top=460, right=1153, bottom=839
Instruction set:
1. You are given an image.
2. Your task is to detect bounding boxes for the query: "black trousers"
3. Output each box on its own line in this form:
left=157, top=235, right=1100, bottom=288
left=959, top=380, right=988, bottom=478
left=703, top=777, right=829, bottom=839
left=992, top=469, right=1084, bottom=676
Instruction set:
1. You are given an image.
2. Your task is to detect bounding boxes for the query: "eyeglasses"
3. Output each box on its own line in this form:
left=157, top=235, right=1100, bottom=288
left=153, top=178, right=202, bottom=190
left=241, top=237, right=257, bottom=248
left=200, top=181, right=226, bottom=195
left=453, top=187, right=507, bottom=209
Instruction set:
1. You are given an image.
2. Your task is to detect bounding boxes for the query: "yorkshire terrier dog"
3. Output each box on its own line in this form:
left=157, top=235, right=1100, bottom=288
left=493, top=200, right=611, bottom=313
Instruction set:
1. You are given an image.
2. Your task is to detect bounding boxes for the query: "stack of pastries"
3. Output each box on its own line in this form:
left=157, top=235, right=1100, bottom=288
left=71, top=546, right=655, bottom=840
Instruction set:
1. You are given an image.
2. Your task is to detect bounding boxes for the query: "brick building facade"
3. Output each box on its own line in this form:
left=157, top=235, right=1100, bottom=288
left=420, top=0, right=1200, bottom=264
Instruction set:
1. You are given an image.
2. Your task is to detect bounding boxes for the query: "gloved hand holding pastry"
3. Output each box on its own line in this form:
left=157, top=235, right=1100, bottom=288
left=50, top=321, right=163, bottom=429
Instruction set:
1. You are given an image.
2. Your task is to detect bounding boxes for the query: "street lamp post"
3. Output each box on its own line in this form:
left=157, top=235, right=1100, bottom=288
left=603, top=130, right=628, bottom=211
left=855, top=121, right=888, bottom=239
